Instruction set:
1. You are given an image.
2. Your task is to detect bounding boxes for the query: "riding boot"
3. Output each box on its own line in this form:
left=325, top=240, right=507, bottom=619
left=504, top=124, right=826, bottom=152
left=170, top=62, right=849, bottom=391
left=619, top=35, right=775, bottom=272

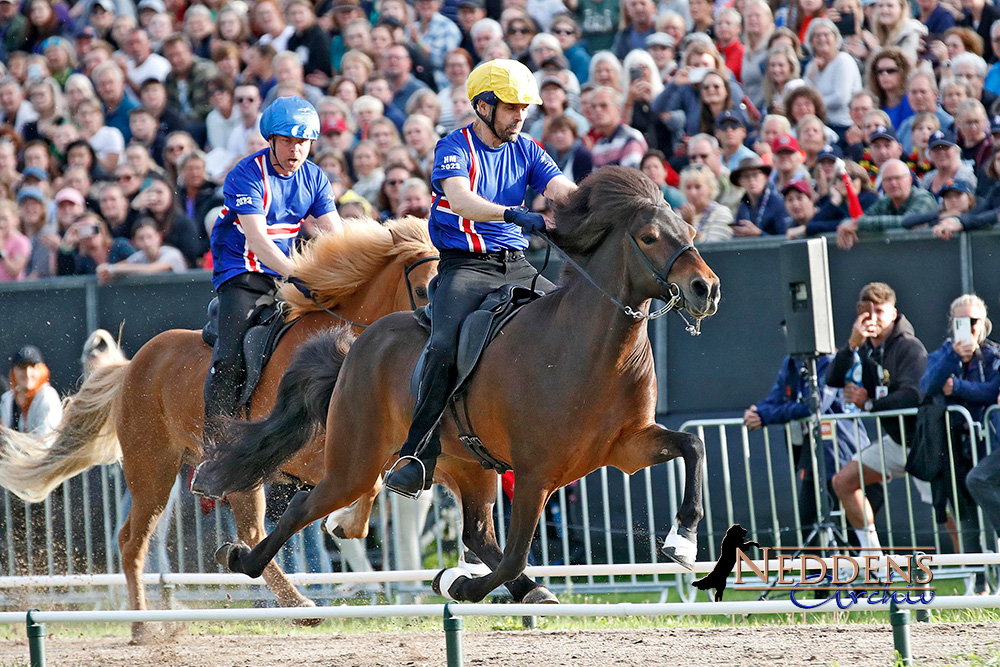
left=385, top=431, right=441, bottom=497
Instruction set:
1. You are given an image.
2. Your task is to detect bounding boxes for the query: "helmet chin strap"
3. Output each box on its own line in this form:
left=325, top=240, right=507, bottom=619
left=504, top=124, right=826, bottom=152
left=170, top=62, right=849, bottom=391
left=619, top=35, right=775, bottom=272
left=268, top=137, right=283, bottom=171
left=473, top=96, right=504, bottom=144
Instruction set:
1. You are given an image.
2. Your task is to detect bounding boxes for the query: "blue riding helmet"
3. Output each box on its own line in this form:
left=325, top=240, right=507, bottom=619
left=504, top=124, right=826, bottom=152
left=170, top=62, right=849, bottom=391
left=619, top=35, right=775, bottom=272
left=259, top=96, right=320, bottom=141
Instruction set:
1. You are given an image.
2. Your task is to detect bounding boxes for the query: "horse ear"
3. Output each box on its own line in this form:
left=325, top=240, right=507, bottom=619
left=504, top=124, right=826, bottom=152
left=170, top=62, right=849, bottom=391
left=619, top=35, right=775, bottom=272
left=387, top=224, right=402, bottom=247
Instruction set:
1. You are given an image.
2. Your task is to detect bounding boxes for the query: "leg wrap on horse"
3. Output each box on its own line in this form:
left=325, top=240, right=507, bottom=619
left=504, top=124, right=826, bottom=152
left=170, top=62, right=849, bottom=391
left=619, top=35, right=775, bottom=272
left=661, top=525, right=698, bottom=571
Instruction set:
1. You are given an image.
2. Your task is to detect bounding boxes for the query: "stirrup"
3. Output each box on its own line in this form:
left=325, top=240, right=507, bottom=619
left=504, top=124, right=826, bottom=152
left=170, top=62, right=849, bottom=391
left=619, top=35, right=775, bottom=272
left=190, top=461, right=222, bottom=500
left=384, top=455, right=429, bottom=500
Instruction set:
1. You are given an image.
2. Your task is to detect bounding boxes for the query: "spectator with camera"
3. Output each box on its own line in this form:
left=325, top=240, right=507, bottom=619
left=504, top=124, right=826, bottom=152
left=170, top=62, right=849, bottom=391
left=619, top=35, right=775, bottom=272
left=828, top=282, right=928, bottom=568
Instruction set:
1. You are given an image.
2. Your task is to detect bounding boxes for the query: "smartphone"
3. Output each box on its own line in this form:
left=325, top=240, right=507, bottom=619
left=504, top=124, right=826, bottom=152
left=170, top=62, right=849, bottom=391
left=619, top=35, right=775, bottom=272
left=953, top=316, right=973, bottom=344
left=834, top=11, right=856, bottom=37
left=629, top=66, right=644, bottom=82
left=78, top=224, right=100, bottom=238
left=689, top=67, right=710, bottom=84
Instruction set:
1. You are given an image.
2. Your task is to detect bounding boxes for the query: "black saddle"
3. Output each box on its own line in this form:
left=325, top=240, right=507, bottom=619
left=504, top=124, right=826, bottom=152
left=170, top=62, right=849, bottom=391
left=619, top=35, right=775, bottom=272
left=202, top=294, right=297, bottom=412
left=410, top=283, right=543, bottom=472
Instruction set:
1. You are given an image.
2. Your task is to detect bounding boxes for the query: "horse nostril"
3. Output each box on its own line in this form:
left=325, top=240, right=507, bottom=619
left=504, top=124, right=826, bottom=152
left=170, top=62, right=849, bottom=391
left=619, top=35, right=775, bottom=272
left=691, top=277, right=709, bottom=300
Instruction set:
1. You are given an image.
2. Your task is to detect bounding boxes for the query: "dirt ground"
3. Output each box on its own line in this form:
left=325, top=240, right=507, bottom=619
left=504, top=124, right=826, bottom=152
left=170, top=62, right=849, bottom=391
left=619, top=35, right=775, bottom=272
left=0, top=623, right=997, bottom=666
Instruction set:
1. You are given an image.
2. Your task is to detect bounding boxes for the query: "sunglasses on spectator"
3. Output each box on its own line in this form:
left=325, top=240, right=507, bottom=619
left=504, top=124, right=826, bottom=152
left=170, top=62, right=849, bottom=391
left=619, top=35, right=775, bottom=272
left=876, top=67, right=899, bottom=75
left=507, top=26, right=532, bottom=34
left=552, top=28, right=574, bottom=35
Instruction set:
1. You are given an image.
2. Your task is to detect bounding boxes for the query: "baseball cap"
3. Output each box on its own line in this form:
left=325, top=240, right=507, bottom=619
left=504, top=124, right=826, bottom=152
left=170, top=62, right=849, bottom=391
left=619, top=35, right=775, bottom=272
left=940, top=179, right=973, bottom=196
left=376, top=15, right=404, bottom=29
left=10, top=345, right=44, bottom=368
left=91, top=0, right=115, bottom=12
left=539, top=76, right=566, bottom=91
left=715, top=110, right=746, bottom=129
left=17, top=186, right=45, bottom=203
left=870, top=125, right=898, bottom=143
left=21, top=166, right=49, bottom=181
left=457, top=0, right=485, bottom=9
left=817, top=144, right=843, bottom=162
left=55, top=187, right=85, bottom=206
left=770, top=134, right=801, bottom=153
left=75, top=26, right=98, bottom=39
left=646, top=33, right=675, bottom=49
left=321, top=116, right=348, bottom=135
left=928, top=129, right=957, bottom=150
left=782, top=179, right=814, bottom=197
left=137, top=0, right=166, bottom=12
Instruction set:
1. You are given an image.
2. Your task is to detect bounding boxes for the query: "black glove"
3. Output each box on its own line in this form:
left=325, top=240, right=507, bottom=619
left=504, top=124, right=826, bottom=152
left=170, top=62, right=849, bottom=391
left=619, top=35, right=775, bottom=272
left=288, top=276, right=312, bottom=300
left=503, top=206, right=547, bottom=235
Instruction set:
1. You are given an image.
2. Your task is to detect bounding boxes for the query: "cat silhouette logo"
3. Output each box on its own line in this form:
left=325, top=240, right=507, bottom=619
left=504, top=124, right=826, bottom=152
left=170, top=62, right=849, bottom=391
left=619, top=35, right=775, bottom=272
left=692, top=524, right=760, bottom=602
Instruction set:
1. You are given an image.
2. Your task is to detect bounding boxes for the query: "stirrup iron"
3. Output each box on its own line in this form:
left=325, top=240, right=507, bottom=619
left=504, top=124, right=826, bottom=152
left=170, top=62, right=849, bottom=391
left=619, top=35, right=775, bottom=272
left=385, top=455, right=428, bottom=500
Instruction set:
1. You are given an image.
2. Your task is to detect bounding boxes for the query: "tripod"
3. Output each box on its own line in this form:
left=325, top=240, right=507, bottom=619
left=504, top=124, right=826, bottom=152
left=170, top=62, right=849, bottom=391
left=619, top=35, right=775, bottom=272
left=758, top=355, right=852, bottom=600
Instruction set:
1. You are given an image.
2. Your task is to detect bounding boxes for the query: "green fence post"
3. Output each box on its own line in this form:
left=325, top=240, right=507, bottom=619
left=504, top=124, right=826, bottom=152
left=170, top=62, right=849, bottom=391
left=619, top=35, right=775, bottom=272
left=444, top=602, right=464, bottom=667
left=890, top=600, right=912, bottom=666
left=26, top=609, right=46, bottom=667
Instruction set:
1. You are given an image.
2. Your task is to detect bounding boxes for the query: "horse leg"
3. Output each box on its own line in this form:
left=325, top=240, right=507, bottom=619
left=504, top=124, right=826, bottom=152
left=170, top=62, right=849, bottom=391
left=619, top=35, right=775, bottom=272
left=614, top=425, right=705, bottom=569
left=219, top=476, right=369, bottom=579
left=323, top=476, right=382, bottom=540
left=227, top=488, right=319, bottom=621
left=118, top=450, right=183, bottom=644
left=449, top=466, right=557, bottom=604
left=440, top=476, right=549, bottom=603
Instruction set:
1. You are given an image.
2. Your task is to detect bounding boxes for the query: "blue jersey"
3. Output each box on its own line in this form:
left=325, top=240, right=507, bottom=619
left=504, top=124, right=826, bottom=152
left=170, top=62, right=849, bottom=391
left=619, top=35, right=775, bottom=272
left=211, top=148, right=338, bottom=289
left=429, top=125, right=563, bottom=253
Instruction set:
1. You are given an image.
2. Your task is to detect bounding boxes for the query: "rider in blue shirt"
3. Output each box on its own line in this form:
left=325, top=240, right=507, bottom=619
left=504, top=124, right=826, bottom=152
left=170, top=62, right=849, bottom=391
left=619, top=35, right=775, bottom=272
left=203, top=96, right=342, bottom=441
left=385, top=59, right=579, bottom=497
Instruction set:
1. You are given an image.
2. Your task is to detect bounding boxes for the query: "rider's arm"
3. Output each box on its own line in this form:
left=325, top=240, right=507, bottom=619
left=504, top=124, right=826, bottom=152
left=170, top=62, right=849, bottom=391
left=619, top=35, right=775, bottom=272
left=239, top=213, right=298, bottom=277
left=543, top=175, right=578, bottom=207
left=440, top=176, right=509, bottom=221
left=311, top=210, right=344, bottom=235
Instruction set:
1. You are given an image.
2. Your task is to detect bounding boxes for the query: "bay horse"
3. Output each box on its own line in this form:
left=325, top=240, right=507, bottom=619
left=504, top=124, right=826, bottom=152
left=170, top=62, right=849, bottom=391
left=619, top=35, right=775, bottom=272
left=0, top=217, right=438, bottom=639
left=202, top=166, right=721, bottom=604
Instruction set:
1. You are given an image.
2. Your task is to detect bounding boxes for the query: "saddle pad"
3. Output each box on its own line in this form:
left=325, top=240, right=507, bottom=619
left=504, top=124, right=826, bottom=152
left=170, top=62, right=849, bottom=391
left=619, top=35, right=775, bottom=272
left=409, top=284, right=543, bottom=399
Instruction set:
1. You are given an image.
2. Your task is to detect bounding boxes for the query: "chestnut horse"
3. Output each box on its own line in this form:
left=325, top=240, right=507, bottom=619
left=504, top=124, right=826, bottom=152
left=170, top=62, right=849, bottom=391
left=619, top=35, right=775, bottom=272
left=0, top=218, right=438, bottom=638
left=202, top=167, right=721, bottom=603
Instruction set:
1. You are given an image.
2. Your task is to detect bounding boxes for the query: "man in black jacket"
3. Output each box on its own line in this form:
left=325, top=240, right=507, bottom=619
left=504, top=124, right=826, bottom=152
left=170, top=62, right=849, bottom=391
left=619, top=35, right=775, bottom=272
left=828, top=282, right=928, bottom=566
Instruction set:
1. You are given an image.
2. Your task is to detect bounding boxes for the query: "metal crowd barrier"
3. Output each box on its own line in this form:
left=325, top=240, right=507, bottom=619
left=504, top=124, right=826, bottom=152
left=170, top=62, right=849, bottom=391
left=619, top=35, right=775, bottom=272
left=1, top=405, right=997, bottom=608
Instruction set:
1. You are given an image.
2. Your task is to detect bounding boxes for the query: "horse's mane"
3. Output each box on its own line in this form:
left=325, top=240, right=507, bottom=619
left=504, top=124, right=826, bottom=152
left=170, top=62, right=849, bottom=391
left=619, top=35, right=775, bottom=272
left=281, top=216, right=435, bottom=319
left=550, top=166, right=665, bottom=258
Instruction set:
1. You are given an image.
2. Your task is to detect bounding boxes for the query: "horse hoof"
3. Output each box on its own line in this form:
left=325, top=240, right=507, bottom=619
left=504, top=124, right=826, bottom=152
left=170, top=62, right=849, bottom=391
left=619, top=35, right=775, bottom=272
left=522, top=587, right=559, bottom=604
left=291, top=599, right=323, bottom=627
left=660, top=526, right=697, bottom=572
left=215, top=541, right=248, bottom=573
left=434, top=567, right=471, bottom=601
left=190, top=462, right=222, bottom=499
left=322, top=502, right=360, bottom=539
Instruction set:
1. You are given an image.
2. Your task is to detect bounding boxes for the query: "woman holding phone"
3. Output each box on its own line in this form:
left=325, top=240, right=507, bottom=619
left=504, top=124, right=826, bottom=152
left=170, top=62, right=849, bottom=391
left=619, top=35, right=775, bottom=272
left=919, top=294, right=998, bottom=595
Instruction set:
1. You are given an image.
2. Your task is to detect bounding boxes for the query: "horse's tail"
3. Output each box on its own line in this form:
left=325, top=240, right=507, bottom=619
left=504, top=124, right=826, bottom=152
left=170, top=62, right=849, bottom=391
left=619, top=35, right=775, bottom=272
left=200, top=326, right=356, bottom=496
left=0, top=361, right=127, bottom=503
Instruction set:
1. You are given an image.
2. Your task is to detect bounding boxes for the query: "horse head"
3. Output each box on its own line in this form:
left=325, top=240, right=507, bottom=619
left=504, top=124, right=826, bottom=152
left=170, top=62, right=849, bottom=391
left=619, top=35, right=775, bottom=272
left=626, top=203, right=720, bottom=320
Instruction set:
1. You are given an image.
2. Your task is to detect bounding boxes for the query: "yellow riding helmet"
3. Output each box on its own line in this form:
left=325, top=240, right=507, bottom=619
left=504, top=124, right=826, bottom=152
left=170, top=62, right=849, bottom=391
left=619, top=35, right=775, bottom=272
left=466, top=59, right=542, bottom=106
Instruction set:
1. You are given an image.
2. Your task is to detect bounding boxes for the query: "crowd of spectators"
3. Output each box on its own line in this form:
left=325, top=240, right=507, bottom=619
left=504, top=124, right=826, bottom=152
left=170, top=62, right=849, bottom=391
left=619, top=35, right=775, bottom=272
left=4, top=0, right=1000, bottom=281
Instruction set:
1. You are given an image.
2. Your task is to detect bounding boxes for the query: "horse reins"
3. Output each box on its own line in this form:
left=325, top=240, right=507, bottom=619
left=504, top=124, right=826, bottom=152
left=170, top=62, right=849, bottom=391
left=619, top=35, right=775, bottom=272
left=536, top=232, right=703, bottom=335
left=302, top=254, right=440, bottom=329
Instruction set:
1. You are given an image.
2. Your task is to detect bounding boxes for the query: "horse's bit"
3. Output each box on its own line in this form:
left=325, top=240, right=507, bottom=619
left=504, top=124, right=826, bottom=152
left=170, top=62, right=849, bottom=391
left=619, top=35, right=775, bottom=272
left=301, top=254, right=440, bottom=329
left=537, top=232, right=702, bottom=336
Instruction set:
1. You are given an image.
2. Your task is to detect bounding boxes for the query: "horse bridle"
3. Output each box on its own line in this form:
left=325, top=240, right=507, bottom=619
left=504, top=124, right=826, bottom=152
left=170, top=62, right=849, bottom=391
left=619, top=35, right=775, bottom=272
left=537, top=231, right=703, bottom=335
left=403, top=255, right=440, bottom=311
left=302, top=254, right=440, bottom=329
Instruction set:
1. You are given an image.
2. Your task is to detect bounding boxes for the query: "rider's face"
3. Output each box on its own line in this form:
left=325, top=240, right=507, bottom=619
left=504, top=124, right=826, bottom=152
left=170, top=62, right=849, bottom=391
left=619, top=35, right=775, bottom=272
left=271, top=136, right=312, bottom=175
left=491, top=101, right=530, bottom=143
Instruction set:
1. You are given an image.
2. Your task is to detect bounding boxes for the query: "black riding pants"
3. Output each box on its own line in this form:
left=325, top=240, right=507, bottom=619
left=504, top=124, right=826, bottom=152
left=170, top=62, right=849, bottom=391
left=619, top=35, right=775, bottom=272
left=401, top=250, right=554, bottom=458
left=204, top=272, right=278, bottom=431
